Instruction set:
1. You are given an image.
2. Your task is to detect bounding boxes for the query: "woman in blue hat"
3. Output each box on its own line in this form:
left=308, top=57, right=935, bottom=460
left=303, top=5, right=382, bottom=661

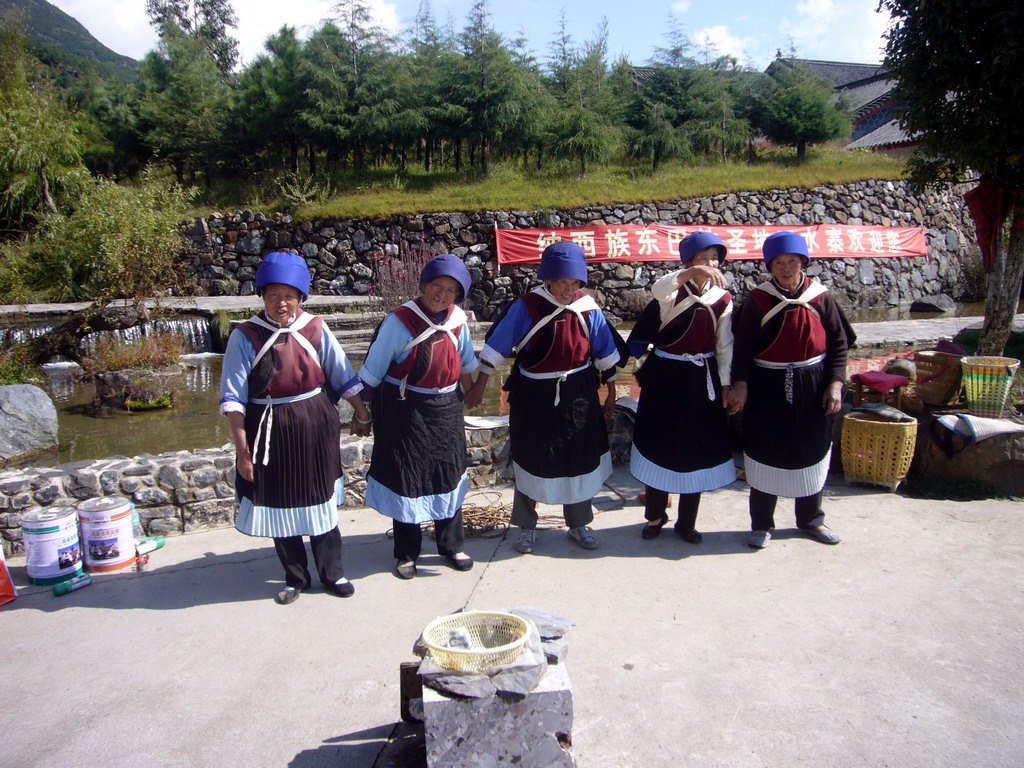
left=627, top=231, right=736, bottom=543
left=359, top=254, right=479, bottom=580
left=470, top=241, right=623, bottom=554
left=726, top=231, right=850, bottom=548
left=219, top=251, right=372, bottom=604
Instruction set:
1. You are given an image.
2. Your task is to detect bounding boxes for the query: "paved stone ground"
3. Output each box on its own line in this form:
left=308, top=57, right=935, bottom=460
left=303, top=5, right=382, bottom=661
left=3, top=468, right=1023, bottom=768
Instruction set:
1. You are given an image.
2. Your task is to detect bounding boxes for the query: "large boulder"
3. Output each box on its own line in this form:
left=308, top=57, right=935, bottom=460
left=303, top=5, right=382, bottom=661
left=0, top=384, right=59, bottom=465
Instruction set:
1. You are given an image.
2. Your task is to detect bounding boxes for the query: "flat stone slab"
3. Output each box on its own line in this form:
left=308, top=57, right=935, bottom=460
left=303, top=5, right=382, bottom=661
left=423, top=662, right=573, bottom=768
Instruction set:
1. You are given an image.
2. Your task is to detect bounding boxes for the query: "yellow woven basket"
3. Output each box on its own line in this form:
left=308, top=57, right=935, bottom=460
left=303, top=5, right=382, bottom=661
left=914, top=350, right=963, bottom=405
left=841, top=412, right=918, bottom=491
left=961, top=356, right=1021, bottom=418
left=422, top=610, right=529, bottom=673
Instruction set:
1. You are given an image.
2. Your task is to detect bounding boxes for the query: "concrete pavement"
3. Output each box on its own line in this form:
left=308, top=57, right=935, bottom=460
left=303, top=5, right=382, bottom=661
left=3, top=467, right=1023, bottom=768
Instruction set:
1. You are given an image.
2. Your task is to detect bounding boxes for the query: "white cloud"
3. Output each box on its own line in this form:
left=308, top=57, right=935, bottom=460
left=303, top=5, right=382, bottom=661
left=692, top=24, right=750, bottom=64
left=671, top=0, right=692, bottom=12
left=230, top=0, right=400, bottom=67
left=48, top=0, right=400, bottom=67
left=780, top=0, right=890, bottom=64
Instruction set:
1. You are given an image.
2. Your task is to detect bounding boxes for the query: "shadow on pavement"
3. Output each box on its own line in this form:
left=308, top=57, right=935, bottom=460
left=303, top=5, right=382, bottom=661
left=3, top=530, right=405, bottom=614
left=288, top=722, right=425, bottom=768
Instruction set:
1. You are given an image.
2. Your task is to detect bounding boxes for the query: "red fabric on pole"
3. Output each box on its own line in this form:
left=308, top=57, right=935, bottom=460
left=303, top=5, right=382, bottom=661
left=964, top=178, right=1019, bottom=270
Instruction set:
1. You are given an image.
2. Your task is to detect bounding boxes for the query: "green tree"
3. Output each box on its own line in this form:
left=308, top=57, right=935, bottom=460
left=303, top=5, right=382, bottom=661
left=681, top=61, right=752, bottom=163
left=880, top=0, right=1024, bottom=355
left=406, top=3, right=465, bottom=171
left=549, top=107, right=614, bottom=177
left=543, top=17, right=619, bottom=174
left=146, top=0, right=239, bottom=76
left=137, top=27, right=230, bottom=187
left=0, top=21, right=88, bottom=230
left=301, top=4, right=395, bottom=176
left=627, top=99, right=686, bottom=171
left=455, top=0, right=534, bottom=174
left=72, top=78, right=152, bottom=180
left=232, top=26, right=310, bottom=175
left=754, top=60, right=849, bottom=160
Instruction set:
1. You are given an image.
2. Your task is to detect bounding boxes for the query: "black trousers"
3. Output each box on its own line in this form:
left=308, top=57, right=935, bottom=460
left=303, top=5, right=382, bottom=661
left=393, top=509, right=466, bottom=562
left=749, top=488, right=825, bottom=532
left=510, top=488, right=594, bottom=530
left=644, top=487, right=700, bottom=532
left=273, top=528, right=344, bottom=589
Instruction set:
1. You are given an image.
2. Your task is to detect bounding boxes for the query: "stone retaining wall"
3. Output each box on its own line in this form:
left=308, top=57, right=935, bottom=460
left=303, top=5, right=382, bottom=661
left=0, top=422, right=512, bottom=558
left=182, top=179, right=977, bottom=320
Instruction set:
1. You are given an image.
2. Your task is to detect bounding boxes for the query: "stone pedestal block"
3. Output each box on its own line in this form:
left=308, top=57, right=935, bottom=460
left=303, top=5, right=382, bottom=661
left=423, top=663, right=574, bottom=768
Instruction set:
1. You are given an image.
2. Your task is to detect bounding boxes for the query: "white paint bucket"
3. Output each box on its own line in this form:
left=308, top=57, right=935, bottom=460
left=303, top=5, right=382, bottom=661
left=77, top=496, right=137, bottom=574
left=22, top=506, right=83, bottom=586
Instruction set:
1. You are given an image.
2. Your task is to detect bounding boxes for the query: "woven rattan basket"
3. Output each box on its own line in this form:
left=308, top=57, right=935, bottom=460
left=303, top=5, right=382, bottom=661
left=841, top=412, right=918, bottom=491
left=961, top=356, right=1021, bottom=418
left=914, top=350, right=963, bottom=405
left=422, top=611, right=529, bottom=672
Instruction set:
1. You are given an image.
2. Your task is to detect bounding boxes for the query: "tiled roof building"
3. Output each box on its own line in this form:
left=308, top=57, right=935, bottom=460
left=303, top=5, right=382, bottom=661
left=769, top=58, right=916, bottom=152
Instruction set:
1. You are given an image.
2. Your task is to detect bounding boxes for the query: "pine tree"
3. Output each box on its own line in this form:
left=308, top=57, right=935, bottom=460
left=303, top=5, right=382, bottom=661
left=146, top=0, right=239, bottom=76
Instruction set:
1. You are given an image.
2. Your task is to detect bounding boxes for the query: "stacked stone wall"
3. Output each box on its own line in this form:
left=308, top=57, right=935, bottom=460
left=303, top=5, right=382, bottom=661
left=182, top=179, right=977, bottom=320
left=0, top=425, right=512, bottom=558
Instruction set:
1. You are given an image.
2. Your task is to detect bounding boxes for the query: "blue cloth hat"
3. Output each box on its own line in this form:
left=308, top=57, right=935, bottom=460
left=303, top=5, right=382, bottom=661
left=255, top=251, right=310, bottom=301
left=419, top=253, right=471, bottom=303
left=679, top=231, right=727, bottom=264
left=762, top=231, right=810, bottom=267
left=537, top=241, right=588, bottom=286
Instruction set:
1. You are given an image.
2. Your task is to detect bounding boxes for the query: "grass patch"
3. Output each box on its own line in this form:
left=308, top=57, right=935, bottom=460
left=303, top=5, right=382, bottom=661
left=0, top=350, right=43, bottom=385
left=79, top=334, right=185, bottom=374
left=205, top=148, right=904, bottom=221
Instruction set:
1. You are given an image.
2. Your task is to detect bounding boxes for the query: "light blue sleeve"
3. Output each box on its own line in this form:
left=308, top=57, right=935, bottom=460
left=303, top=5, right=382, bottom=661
left=458, top=321, right=479, bottom=375
left=588, top=310, right=621, bottom=372
left=358, top=313, right=413, bottom=388
left=320, top=328, right=362, bottom=399
left=219, top=329, right=254, bottom=407
left=479, top=299, right=532, bottom=372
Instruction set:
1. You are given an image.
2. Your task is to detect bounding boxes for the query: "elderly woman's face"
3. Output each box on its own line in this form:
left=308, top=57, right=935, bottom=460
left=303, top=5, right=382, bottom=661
left=769, top=253, right=804, bottom=291
left=545, top=278, right=581, bottom=305
left=688, top=246, right=720, bottom=269
left=421, top=276, right=460, bottom=314
left=262, top=282, right=301, bottom=324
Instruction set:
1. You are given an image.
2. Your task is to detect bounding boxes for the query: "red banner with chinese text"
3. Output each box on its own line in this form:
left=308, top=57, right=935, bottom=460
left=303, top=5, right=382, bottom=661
left=495, top=224, right=926, bottom=264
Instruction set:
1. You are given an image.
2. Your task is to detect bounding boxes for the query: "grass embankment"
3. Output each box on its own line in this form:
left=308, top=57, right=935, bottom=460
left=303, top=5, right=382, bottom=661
left=235, top=149, right=905, bottom=222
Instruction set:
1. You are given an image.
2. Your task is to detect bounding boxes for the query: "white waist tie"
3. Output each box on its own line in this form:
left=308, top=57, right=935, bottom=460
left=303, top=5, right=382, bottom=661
left=249, top=388, right=322, bottom=465
left=654, top=349, right=716, bottom=400
left=519, top=362, right=592, bottom=406
left=754, top=354, right=825, bottom=404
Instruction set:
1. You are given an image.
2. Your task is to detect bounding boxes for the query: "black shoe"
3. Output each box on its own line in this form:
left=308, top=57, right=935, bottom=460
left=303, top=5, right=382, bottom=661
left=275, top=586, right=301, bottom=605
left=641, top=514, right=669, bottom=540
left=329, top=579, right=355, bottom=598
left=444, top=553, right=474, bottom=571
left=675, top=527, right=703, bottom=544
left=394, top=560, right=417, bottom=580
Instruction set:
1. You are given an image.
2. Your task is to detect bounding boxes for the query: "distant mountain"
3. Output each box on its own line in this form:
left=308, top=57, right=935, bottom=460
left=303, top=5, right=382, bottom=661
left=0, top=0, right=139, bottom=78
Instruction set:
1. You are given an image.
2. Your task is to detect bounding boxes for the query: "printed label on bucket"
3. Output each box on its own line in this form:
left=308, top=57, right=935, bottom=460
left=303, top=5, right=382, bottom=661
left=23, top=506, right=83, bottom=585
left=78, top=497, right=136, bottom=573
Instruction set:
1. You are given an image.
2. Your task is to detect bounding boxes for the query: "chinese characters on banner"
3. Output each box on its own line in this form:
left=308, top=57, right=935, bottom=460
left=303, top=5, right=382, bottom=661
left=495, top=224, right=927, bottom=264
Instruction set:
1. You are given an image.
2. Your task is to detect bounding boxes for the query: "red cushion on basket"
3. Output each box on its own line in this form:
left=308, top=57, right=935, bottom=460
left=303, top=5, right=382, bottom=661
left=851, top=370, right=910, bottom=394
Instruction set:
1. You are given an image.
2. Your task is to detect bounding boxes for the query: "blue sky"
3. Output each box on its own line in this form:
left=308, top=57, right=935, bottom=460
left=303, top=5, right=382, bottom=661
left=50, top=0, right=891, bottom=70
